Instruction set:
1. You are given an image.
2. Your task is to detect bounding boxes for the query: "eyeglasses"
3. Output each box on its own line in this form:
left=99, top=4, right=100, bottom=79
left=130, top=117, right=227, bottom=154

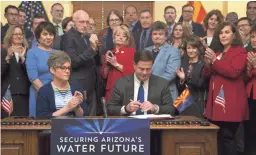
left=237, top=24, right=250, bottom=29
left=6, top=13, right=19, bottom=17
left=183, top=10, right=193, bottom=14
left=109, top=18, right=120, bottom=23
left=89, top=23, right=96, bottom=27
left=57, top=66, right=72, bottom=72
left=126, top=12, right=137, bottom=15
left=12, top=33, right=24, bottom=37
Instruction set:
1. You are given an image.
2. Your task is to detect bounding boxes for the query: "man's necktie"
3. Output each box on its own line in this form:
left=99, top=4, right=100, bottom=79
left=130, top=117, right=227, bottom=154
left=82, top=34, right=89, bottom=46
left=152, top=48, right=160, bottom=59
left=136, top=81, right=144, bottom=115
left=140, top=30, right=147, bottom=49
left=55, top=25, right=59, bottom=36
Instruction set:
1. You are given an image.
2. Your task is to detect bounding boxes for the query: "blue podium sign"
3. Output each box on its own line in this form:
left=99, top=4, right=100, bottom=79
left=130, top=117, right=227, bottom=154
left=51, top=118, right=150, bottom=155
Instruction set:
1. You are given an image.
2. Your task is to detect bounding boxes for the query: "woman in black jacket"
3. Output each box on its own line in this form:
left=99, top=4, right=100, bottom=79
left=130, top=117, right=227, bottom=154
left=176, top=35, right=208, bottom=118
left=1, top=25, right=30, bottom=118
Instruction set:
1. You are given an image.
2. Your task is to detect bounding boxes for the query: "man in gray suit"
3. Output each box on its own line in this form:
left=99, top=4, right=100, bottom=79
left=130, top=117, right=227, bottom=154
left=145, top=21, right=181, bottom=101
left=107, top=50, right=175, bottom=116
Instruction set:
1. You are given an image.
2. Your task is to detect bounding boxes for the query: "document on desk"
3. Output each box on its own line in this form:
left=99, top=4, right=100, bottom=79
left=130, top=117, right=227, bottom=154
left=128, top=114, right=174, bottom=119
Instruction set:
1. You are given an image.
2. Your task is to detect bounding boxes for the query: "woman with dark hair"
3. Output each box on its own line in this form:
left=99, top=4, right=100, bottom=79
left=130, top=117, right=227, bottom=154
left=1, top=25, right=30, bottom=117
left=26, top=22, right=56, bottom=116
left=36, top=51, right=88, bottom=117
left=202, top=9, right=224, bottom=47
left=98, top=9, right=135, bottom=56
left=203, top=22, right=248, bottom=155
left=62, top=17, right=74, bottom=33
left=168, top=22, right=189, bottom=56
left=176, top=35, right=207, bottom=118
left=244, top=24, right=256, bottom=155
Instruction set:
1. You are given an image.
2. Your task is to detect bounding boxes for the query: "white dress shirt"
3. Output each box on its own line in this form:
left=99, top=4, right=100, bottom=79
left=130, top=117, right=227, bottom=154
left=120, top=74, right=159, bottom=115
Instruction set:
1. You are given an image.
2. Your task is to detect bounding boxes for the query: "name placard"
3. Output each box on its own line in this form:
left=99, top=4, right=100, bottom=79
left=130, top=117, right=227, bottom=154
left=51, top=118, right=150, bottom=155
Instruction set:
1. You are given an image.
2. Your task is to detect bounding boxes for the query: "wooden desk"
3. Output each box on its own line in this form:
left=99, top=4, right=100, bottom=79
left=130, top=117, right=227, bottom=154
left=151, top=116, right=219, bottom=155
left=1, top=116, right=219, bottom=155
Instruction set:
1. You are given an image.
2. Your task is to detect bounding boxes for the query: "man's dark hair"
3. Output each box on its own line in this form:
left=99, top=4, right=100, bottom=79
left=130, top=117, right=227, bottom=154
left=32, top=14, right=47, bottom=25
left=236, top=17, right=252, bottom=26
left=182, top=4, right=194, bottom=11
left=5, top=5, right=19, bottom=14
left=247, top=1, right=256, bottom=8
left=134, top=49, right=154, bottom=64
left=51, top=3, right=63, bottom=10
left=124, top=5, right=138, bottom=14
left=35, top=22, right=56, bottom=41
left=164, top=5, right=176, bottom=14
left=18, top=7, right=26, bottom=13
left=140, top=9, right=152, bottom=16
left=151, top=21, right=168, bottom=37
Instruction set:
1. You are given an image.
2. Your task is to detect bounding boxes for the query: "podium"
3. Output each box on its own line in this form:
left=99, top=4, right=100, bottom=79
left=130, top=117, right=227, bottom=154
left=1, top=116, right=219, bottom=155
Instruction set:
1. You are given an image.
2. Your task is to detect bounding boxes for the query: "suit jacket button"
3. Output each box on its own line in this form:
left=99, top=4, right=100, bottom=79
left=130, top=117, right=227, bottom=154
left=16, top=77, right=20, bottom=80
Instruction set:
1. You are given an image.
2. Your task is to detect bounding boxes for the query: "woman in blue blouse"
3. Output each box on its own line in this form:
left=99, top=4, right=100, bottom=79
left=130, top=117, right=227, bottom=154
left=36, top=51, right=88, bottom=116
left=26, top=22, right=56, bottom=116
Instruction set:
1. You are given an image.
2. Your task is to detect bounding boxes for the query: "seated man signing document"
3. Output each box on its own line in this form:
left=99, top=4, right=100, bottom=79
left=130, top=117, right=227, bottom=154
left=107, top=49, right=176, bottom=116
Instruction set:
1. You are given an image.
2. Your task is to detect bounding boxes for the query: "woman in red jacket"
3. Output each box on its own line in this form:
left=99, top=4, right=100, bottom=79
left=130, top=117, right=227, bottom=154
left=101, top=25, right=135, bottom=103
left=244, top=24, right=256, bottom=155
left=203, top=22, right=249, bottom=155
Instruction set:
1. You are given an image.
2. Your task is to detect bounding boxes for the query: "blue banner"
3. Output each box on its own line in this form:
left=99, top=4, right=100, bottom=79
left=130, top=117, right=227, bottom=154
left=51, top=118, right=150, bottom=155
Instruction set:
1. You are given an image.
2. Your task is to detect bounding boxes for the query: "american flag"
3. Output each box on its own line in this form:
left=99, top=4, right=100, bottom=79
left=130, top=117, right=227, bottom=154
left=1, top=86, right=13, bottom=116
left=19, top=1, right=49, bottom=31
left=215, top=85, right=226, bottom=113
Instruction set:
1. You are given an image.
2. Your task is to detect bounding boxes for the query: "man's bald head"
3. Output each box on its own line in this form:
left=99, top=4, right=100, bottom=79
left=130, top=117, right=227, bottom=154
left=72, top=10, right=90, bottom=34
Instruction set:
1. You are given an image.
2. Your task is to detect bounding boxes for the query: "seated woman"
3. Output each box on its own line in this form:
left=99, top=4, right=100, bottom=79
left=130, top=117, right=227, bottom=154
left=36, top=51, right=88, bottom=117
left=176, top=35, right=208, bottom=118
left=101, top=25, right=135, bottom=103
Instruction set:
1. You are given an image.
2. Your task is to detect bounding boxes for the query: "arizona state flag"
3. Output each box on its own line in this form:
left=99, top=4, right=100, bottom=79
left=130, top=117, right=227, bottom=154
left=188, top=1, right=207, bottom=23
left=173, top=88, right=193, bottom=112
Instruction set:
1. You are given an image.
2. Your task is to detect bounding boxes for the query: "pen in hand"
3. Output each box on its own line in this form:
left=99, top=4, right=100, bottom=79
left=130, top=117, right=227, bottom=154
left=130, top=99, right=147, bottom=115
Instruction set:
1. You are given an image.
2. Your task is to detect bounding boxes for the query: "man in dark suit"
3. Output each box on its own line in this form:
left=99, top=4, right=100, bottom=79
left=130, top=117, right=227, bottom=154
left=61, top=10, right=99, bottom=116
left=133, top=9, right=154, bottom=51
left=124, top=5, right=141, bottom=33
left=181, top=4, right=204, bottom=37
left=1, top=5, right=19, bottom=44
left=107, top=49, right=175, bottom=116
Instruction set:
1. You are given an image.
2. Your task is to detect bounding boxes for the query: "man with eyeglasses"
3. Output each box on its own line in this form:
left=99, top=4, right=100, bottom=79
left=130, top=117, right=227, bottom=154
left=61, top=10, right=99, bottom=116
left=1, top=5, right=19, bottom=44
left=237, top=17, right=252, bottom=48
left=51, top=3, right=64, bottom=36
left=180, top=4, right=204, bottom=37
left=87, top=18, right=96, bottom=35
left=124, top=5, right=141, bottom=32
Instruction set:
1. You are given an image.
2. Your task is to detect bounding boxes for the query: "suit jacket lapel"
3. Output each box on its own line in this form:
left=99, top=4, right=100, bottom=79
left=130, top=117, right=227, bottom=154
left=71, top=28, right=88, bottom=48
left=152, top=43, right=169, bottom=71
left=125, top=75, right=134, bottom=104
left=147, top=75, right=155, bottom=102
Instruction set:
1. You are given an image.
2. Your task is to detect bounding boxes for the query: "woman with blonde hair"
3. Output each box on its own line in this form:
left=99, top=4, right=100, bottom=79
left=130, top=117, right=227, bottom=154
left=1, top=25, right=30, bottom=118
left=101, top=25, right=135, bottom=102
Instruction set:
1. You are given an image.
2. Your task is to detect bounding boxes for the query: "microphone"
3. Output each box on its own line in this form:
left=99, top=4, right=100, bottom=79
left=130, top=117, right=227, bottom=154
left=101, top=97, right=108, bottom=118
